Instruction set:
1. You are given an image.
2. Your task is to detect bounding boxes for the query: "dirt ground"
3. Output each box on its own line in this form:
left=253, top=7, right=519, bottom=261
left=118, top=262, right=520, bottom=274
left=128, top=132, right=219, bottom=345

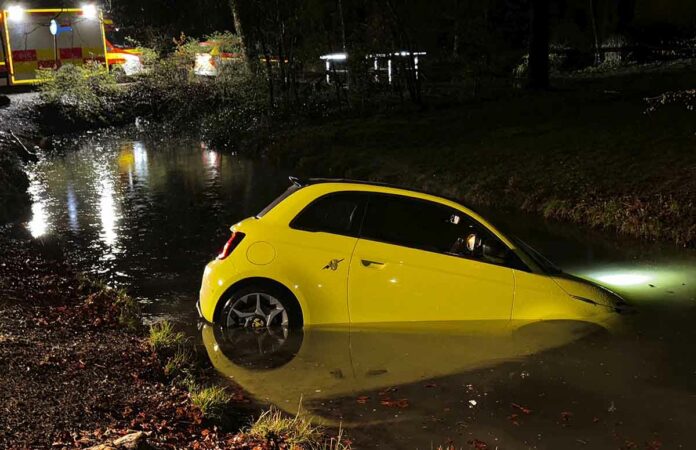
left=0, top=227, right=257, bottom=449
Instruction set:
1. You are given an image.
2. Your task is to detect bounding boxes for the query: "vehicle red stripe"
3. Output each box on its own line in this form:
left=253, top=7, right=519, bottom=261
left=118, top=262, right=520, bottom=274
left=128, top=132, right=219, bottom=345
left=12, top=50, right=37, bottom=62
left=60, top=47, right=83, bottom=59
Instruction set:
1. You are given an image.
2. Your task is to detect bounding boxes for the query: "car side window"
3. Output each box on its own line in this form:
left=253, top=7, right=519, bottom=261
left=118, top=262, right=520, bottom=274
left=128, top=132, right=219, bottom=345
left=290, top=192, right=366, bottom=236
left=361, top=194, right=516, bottom=267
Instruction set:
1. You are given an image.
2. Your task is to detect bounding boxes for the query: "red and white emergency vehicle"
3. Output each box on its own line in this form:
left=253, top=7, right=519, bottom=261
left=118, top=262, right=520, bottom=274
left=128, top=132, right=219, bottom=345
left=0, top=5, right=141, bottom=86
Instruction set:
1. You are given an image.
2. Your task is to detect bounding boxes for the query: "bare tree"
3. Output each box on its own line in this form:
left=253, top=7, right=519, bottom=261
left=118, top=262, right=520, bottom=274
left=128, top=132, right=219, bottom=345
left=528, top=0, right=550, bottom=89
left=589, top=0, right=601, bottom=65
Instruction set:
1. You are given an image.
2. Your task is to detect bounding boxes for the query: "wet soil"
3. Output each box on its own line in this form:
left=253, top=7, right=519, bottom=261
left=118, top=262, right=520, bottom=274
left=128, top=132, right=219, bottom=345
left=0, top=227, right=258, bottom=449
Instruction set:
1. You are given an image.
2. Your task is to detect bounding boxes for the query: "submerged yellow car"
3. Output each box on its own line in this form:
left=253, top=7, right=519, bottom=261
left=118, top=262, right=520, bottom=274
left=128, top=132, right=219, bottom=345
left=198, top=178, right=628, bottom=328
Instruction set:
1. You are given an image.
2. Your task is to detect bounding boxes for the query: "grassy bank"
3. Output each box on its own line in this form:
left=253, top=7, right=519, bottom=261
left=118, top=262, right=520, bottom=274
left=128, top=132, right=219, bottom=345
left=263, top=72, right=696, bottom=246
left=0, top=227, right=349, bottom=449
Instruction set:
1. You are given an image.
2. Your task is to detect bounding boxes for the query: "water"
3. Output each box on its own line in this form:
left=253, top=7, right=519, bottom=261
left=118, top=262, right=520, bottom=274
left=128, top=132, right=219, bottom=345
left=25, top=131, right=696, bottom=449
left=25, top=132, right=290, bottom=321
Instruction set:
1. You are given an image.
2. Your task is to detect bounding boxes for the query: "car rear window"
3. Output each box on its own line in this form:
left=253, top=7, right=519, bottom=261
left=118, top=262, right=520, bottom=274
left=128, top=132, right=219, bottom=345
left=290, top=192, right=367, bottom=236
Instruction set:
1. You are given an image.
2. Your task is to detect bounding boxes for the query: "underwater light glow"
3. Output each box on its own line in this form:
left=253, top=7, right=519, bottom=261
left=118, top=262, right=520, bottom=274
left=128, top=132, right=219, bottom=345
left=594, top=273, right=651, bottom=286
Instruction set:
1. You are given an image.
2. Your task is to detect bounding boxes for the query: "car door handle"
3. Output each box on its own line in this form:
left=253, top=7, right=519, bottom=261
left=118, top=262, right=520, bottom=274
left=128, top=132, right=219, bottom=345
left=361, top=259, right=385, bottom=267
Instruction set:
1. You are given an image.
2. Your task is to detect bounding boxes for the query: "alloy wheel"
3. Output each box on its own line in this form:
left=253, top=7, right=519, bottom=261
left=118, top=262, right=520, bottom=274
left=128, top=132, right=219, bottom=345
left=224, top=292, right=289, bottom=328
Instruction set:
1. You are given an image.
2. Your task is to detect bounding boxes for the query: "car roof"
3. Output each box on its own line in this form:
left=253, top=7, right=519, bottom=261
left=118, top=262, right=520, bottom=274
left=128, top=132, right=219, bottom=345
left=289, top=177, right=476, bottom=211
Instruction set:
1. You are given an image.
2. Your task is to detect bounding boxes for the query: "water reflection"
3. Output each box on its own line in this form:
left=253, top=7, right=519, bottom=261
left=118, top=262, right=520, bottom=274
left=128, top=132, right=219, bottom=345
left=24, top=134, right=290, bottom=301
left=97, top=166, right=119, bottom=248
left=202, top=321, right=605, bottom=421
left=27, top=171, right=49, bottom=238
left=66, top=184, right=79, bottom=231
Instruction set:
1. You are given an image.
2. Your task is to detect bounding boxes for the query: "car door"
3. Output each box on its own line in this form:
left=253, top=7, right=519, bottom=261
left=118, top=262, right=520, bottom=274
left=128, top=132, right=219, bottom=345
left=274, top=191, right=368, bottom=325
left=347, top=194, right=515, bottom=324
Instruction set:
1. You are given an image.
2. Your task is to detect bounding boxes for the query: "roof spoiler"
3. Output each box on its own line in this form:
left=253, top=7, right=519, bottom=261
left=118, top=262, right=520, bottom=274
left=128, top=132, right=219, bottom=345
left=289, top=176, right=306, bottom=187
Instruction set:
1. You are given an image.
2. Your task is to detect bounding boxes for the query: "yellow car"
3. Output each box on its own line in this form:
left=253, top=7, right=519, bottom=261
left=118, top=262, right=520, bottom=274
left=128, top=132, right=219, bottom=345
left=198, top=178, right=629, bottom=328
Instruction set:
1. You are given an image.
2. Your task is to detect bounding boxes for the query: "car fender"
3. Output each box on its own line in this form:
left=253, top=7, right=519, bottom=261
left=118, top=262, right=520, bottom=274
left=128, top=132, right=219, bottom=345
left=216, top=268, right=312, bottom=325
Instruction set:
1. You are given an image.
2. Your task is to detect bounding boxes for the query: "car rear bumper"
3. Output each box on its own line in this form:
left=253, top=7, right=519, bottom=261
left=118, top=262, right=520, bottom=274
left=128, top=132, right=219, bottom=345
left=195, top=298, right=202, bottom=317
left=198, top=259, right=230, bottom=323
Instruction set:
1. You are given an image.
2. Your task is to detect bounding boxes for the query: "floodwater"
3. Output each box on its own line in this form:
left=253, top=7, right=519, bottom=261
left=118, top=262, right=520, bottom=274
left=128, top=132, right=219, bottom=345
left=25, top=131, right=696, bottom=449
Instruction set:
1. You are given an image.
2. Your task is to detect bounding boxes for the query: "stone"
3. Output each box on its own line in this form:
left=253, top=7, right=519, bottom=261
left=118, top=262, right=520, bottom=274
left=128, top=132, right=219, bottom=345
left=113, top=431, right=145, bottom=449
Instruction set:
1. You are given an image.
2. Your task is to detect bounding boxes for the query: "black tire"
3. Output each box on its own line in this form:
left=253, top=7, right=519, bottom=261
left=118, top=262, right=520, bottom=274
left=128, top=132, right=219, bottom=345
left=219, top=283, right=303, bottom=329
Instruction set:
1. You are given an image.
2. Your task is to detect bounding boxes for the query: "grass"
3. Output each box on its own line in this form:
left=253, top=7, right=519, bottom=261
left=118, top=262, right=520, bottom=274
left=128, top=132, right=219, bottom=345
left=266, top=70, right=696, bottom=246
left=114, top=289, right=141, bottom=331
left=247, top=406, right=351, bottom=450
left=147, top=321, right=228, bottom=420
left=189, top=385, right=231, bottom=419
left=148, top=320, right=186, bottom=351
left=73, top=274, right=142, bottom=330
left=163, top=346, right=193, bottom=377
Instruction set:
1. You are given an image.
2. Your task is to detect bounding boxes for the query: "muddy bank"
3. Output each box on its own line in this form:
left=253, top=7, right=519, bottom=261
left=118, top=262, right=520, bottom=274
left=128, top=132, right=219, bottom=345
left=0, top=227, right=261, bottom=449
left=0, top=93, right=39, bottom=224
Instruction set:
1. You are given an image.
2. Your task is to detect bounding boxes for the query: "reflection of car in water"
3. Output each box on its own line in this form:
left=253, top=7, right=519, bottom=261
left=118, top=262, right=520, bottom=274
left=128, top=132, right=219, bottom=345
left=198, top=178, right=629, bottom=329
left=202, top=320, right=608, bottom=420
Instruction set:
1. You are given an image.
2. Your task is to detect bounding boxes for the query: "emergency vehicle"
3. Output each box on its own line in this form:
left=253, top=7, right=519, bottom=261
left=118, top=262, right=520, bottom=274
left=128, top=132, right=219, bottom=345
left=103, top=18, right=143, bottom=77
left=193, top=40, right=242, bottom=77
left=0, top=5, right=142, bottom=86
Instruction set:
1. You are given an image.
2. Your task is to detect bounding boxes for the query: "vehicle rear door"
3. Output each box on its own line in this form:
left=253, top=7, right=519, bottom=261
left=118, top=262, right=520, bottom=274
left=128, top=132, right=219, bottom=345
left=276, top=191, right=368, bottom=324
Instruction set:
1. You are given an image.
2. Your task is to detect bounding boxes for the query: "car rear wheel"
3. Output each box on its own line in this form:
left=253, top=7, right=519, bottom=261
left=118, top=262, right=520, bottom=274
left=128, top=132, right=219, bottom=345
left=220, top=284, right=302, bottom=329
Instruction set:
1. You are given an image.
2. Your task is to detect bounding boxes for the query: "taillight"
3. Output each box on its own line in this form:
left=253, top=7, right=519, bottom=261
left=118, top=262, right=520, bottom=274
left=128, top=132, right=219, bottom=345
left=217, top=232, right=245, bottom=260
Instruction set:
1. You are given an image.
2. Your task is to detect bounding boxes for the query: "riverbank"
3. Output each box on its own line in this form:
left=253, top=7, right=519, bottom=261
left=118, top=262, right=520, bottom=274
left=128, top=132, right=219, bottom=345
left=0, top=227, right=348, bottom=449
left=0, top=92, right=38, bottom=224
left=263, top=70, right=696, bottom=246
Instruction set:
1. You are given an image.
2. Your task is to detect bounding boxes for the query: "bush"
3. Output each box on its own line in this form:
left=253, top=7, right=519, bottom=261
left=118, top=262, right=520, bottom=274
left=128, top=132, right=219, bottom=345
left=136, top=46, right=160, bottom=69
left=132, top=57, right=271, bottom=149
left=174, top=31, right=242, bottom=61
left=38, top=63, right=116, bottom=123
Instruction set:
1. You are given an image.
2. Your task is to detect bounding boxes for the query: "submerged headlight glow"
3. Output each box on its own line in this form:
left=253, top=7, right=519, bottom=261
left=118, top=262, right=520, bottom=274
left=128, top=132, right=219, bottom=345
left=594, top=273, right=652, bottom=287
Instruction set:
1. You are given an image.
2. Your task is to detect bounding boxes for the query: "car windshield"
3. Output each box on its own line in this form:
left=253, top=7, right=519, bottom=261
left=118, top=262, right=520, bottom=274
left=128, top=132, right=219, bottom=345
left=511, top=236, right=563, bottom=274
